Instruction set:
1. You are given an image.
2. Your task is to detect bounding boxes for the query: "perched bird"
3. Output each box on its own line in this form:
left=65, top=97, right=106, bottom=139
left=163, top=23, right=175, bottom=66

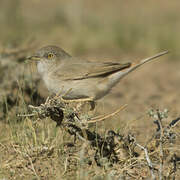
left=28, top=45, right=168, bottom=101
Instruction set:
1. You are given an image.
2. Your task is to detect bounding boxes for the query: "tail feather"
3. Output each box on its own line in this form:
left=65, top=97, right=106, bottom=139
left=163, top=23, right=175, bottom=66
left=127, top=50, right=169, bottom=74
left=109, top=50, right=169, bottom=86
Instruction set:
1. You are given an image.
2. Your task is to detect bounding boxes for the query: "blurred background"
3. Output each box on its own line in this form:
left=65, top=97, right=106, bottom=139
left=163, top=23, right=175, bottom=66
left=0, top=0, right=179, bottom=57
left=0, top=1, right=180, bottom=179
left=0, top=0, right=180, bottom=134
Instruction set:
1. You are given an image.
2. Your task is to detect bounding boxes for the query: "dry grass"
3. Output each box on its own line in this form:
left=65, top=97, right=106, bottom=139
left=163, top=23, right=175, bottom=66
left=0, top=1, right=180, bottom=179
left=0, top=93, right=179, bottom=179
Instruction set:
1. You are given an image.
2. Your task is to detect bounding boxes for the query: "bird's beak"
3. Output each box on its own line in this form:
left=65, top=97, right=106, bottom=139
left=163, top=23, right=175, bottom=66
left=26, top=55, right=41, bottom=61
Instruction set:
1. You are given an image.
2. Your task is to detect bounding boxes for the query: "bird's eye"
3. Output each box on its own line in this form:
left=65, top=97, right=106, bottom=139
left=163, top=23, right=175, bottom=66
left=47, top=53, right=54, bottom=59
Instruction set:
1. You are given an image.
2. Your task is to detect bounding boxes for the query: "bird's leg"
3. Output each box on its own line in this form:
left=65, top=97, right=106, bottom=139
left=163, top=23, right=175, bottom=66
left=89, top=101, right=96, bottom=111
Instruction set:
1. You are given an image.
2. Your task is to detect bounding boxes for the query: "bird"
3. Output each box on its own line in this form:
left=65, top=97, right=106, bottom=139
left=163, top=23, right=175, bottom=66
left=27, top=45, right=168, bottom=102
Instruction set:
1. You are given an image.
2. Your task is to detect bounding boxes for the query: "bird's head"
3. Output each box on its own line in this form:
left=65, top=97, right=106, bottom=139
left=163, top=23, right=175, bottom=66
left=27, top=45, right=71, bottom=63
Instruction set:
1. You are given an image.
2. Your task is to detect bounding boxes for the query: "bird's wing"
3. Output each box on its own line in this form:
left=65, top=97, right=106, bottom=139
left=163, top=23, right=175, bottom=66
left=53, top=50, right=169, bottom=81
left=53, top=58, right=131, bottom=80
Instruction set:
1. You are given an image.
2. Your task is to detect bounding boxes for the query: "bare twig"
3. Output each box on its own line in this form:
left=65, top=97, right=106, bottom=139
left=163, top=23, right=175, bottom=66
left=88, top=104, right=127, bottom=123
left=135, top=142, right=156, bottom=180
left=157, top=110, right=164, bottom=180
left=168, top=116, right=180, bottom=128
left=17, top=113, right=36, bottom=117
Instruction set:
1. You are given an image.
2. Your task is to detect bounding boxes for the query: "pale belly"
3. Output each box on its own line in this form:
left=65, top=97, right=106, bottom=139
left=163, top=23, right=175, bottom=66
left=42, top=75, right=110, bottom=100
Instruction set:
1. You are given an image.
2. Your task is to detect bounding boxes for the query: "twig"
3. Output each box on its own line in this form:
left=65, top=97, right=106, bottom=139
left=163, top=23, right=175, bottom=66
left=62, top=157, right=68, bottom=175
left=157, top=110, right=164, bottom=180
left=135, top=142, right=156, bottom=180
left=29, top=104, right=41, bottom=109
left=88, top=104, right=127, bottom=123
left=146, top=115, right=180, bottom=148
left=168, top=116, right=180, bottom=127
left=17, top=113, right=36, bottom=117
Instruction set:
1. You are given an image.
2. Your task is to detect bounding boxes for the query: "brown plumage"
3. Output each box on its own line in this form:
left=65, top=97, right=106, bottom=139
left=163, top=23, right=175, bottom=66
left=28, top=45, right=168, bottom=100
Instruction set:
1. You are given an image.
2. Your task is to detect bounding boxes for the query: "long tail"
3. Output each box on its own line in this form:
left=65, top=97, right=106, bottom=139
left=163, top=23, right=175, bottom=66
left=109, top=50, right=169, bottom=86
left=127, top=50, right=169, bottom=74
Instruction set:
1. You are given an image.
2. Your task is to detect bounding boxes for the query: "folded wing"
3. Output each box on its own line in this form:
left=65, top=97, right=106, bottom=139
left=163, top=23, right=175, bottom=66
left=54, top=58, right=131, bottom=80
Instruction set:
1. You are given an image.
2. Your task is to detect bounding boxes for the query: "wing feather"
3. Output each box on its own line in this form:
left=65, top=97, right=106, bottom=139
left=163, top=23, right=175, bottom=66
left=52, top=58, right=131, bottom=80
